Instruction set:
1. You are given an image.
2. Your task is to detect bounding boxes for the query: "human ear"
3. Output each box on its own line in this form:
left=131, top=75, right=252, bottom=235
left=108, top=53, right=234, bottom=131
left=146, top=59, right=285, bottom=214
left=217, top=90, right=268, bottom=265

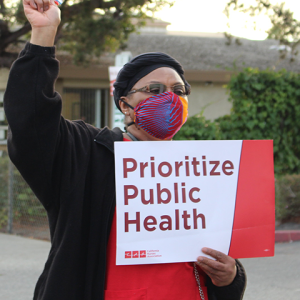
left=119, top=97, right=131, bottom=116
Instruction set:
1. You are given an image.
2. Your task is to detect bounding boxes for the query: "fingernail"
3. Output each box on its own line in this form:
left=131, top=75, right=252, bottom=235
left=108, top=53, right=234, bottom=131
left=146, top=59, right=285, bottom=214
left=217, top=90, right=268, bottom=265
left=197, top=256, right=204, bottom=262
left=45, top=5, right=49, bottom=10
left=202, top=247, right=208, bottom=252
left=40, top=7, right=43, bottom=12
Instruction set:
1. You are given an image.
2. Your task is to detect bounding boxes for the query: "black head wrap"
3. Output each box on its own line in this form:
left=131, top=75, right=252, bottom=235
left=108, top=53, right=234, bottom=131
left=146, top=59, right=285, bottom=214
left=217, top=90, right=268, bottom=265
left=113, top=52, right=190, bottom=111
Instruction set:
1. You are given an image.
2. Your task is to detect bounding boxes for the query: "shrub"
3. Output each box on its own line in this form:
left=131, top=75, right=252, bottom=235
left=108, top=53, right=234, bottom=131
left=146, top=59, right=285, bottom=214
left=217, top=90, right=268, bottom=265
left=0, top=152, right=9, bottom=228
left=219, top=68, right=300, bottom=175
left=175, top=68, right=300, bottom=175
left=174, top=113, right=220, bottom=141
left=275, top=174, right=300, bottom=223
left=174, top=68, right=300, bottom=223
left=0, top=152, right=46, bottom=228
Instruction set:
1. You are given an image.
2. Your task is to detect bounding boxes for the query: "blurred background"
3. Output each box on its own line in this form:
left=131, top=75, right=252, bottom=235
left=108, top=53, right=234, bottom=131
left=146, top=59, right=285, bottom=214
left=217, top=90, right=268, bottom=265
left=1, top=0, right=300, bottom=242
left=0, top=0, right=300, bottom=299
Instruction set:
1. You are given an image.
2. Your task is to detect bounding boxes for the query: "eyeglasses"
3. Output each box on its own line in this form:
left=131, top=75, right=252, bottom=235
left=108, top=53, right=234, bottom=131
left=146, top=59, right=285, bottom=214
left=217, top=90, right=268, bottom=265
left=127, top=83, right=191, bottom=97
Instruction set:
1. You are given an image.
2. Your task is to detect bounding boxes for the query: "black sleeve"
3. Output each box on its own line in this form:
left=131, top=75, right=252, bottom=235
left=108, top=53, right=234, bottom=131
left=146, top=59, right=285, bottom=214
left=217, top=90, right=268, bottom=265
left=4, top=43, right=92, bottom=210
left=207, top=260, right=247, bottom=300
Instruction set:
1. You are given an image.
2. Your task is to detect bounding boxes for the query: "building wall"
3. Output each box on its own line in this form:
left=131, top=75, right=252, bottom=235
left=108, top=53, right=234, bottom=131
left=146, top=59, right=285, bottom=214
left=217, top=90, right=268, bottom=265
left=0, top=69, right=9, bottom=90
left=0, top=69, right=9, bottom=146
left=59, top=77, right=112, bottom=128
left=61, top=78, right=108, bottom=89
left=188, top=82, right=232, bottom=120
left=0, top=68, right=232, bottom=128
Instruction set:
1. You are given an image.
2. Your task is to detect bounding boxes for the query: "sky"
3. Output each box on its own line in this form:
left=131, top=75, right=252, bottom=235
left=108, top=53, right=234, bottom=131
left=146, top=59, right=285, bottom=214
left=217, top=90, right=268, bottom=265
left=154, top=0, right=300, bottom=40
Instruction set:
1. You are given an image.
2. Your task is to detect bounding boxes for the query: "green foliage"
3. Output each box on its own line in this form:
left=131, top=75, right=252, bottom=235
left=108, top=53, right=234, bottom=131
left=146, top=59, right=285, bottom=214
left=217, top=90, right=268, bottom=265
left=0, top=0, right=173, bottom=67
left=60, top=9, right=136, bottom=65
left=174, top=113, right=220, bottom=141
left=12, top=166, right=47, bottom=222
left=275, top=174, right=300, bottom=223
left=224, top=0, right=300, bottom=61
left=0, top=153, right=46, bottom=229
left=174, top=67, right=300, bottom=175
left=223, top=68, right=300, bottom=174
left=0, top=153, right=9, bottom=228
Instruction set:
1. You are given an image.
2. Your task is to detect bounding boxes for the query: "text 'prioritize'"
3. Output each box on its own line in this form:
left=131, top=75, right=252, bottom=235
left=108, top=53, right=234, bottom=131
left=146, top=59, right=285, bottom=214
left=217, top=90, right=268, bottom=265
left=121, top=155, right=234, bottom=233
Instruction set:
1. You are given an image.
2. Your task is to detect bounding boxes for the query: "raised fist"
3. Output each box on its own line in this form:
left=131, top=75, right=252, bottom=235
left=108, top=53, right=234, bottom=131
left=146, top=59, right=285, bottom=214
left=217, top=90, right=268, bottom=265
left=23, top=0, right=61, bottom=30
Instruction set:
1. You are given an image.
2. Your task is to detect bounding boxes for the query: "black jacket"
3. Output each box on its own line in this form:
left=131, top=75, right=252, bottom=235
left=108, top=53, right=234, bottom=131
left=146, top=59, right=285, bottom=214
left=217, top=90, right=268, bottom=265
left=4, top=42, right=246, bottom=300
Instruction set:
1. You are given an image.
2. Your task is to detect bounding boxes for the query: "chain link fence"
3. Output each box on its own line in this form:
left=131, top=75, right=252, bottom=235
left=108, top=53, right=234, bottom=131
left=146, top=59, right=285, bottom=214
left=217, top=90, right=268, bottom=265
left=0, top=149, right=50, bottom=240
left=0, top=87, right=111, bottom=241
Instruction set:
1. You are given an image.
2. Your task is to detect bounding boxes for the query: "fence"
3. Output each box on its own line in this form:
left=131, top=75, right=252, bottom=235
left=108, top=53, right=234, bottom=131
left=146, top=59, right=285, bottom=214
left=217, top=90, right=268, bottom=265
left=0, top=149, right=50, bottom=240
left=0, top=87, right=111, bottom=241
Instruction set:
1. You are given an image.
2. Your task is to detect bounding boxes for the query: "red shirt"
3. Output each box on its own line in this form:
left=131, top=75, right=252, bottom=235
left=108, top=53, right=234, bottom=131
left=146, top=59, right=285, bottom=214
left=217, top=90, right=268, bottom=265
left=104, top=138, right=208, bottom=300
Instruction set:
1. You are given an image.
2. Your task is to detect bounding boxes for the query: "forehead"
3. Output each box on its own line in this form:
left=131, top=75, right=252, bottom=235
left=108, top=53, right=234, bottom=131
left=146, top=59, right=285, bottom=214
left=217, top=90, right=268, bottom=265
left=134, top=67, right=184, bottom=87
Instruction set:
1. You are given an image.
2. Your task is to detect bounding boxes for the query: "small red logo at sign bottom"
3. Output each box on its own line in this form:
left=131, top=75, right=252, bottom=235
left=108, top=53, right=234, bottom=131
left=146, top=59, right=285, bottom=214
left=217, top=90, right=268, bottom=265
left=140, top=250, right=146, bottom=258
left=133, top=251, right=139, bottom=258
left=125, top=251, right=132, bottom=258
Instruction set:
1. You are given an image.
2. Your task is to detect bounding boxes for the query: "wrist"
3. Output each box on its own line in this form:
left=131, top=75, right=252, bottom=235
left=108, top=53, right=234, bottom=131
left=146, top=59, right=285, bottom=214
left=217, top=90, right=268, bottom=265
left=30, top=26, right=58, bottom=47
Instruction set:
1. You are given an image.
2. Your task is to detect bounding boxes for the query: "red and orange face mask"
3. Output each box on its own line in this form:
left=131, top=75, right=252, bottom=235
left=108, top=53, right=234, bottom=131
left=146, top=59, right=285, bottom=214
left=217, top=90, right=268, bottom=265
left=124, top=91, right=188, bottom=140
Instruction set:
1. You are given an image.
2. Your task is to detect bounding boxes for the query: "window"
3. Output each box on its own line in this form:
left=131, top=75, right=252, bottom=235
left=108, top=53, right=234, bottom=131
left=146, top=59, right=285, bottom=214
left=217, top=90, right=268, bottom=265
left=62, top=88, right=109, bottom=128
left=0, top=90, right=7, bottom=140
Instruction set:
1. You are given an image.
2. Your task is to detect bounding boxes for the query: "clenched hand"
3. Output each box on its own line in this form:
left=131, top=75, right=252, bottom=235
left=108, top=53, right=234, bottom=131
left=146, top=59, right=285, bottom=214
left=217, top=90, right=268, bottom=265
left=197, top=247, right=237, bottom=287
left=23, top=0, right=61, bottom=46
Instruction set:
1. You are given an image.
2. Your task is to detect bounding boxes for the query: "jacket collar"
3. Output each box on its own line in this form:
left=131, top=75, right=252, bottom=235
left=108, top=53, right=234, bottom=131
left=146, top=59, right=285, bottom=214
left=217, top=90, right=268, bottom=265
left=93, top=127, right=124, bottom=153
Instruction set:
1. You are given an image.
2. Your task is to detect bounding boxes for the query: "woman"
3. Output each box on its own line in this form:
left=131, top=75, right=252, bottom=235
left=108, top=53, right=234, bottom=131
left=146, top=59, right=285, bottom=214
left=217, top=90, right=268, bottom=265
left=4, top=0, right=246, bottom=299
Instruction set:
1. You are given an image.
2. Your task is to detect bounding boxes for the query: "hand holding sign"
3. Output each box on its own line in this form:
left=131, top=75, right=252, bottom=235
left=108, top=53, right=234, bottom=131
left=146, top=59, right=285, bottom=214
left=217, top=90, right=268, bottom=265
left=115, top=140, right=275, bottom=265
left=197, top=247, right=237, bottom=287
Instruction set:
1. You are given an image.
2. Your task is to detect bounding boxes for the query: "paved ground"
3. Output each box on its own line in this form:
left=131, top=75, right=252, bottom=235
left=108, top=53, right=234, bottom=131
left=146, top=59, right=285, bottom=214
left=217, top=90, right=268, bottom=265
left=240, top=241, right=300, bottom=300
left=0, top=233, right=299, bottom=300
left=0, top=234, right=50, bottom=300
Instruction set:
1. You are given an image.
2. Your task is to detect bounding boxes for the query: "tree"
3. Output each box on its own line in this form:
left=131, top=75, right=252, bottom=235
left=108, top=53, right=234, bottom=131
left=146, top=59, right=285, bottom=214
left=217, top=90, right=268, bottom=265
left=0, top=0, right=173, bottom=68
left=224, top=0, right=300, bottom=61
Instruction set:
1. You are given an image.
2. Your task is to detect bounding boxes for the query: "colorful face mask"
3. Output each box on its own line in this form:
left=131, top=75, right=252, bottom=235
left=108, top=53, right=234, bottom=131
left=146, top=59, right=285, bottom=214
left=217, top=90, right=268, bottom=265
left=125, top=91, right=188, bottom=140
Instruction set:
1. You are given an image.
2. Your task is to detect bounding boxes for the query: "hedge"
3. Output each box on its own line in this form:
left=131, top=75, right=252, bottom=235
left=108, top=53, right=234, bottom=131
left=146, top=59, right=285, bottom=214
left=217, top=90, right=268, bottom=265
left=174, top=67, right=300, bottom=223
left=175, top=67, right=300, bottom=175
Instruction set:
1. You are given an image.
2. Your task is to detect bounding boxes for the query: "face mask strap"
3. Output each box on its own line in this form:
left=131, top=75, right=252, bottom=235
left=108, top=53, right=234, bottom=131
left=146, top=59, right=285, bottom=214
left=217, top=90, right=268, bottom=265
left=119, top=98, right=136, bottom=129
left=126, top=121, right=135, bottom=127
